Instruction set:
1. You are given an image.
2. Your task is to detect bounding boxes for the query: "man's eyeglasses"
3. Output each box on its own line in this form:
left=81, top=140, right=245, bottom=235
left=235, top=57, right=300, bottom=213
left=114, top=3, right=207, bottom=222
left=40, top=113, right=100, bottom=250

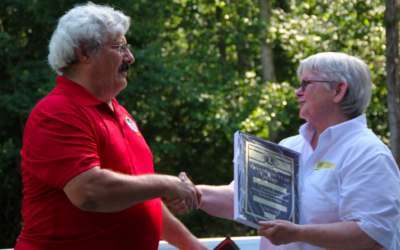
left=103, top=43, right=131, bottom=56
left=300, top=79, right=331, bottom=92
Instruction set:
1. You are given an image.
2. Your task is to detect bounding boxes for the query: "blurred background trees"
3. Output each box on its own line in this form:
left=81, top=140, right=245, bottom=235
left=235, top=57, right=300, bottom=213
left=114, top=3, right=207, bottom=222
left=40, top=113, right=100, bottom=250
left=0, top=0, right=396, bottom=248
left=385, top=0, right=400, bottom=165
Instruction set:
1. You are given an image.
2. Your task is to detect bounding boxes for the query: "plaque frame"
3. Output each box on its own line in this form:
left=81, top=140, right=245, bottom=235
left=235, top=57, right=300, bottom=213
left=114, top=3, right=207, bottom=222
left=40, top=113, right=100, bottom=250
left=233, top=131, right=300, bottom=229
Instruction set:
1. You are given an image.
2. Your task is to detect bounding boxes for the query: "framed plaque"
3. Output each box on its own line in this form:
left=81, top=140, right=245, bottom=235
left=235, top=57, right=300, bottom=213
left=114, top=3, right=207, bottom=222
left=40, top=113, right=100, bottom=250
left=233, top=131, right=300, bottom=229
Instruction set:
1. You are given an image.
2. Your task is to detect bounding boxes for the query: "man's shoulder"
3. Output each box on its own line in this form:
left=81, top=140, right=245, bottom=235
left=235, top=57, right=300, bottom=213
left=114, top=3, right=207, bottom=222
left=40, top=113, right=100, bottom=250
left=27, top=89, right=89, bottom=130
left=33, top=89, right=82, bottom=115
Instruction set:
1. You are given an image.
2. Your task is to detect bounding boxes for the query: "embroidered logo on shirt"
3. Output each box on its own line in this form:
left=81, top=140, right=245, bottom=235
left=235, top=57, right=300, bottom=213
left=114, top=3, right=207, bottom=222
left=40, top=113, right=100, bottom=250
left=125, top=115, right=139, bottom=132
left=315, top=162, right=336, bottom=170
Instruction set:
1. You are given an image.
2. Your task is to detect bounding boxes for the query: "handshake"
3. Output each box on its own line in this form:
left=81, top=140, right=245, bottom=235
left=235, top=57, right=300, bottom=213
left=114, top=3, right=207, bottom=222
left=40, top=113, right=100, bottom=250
left=163, top=172, right=202, bottom=214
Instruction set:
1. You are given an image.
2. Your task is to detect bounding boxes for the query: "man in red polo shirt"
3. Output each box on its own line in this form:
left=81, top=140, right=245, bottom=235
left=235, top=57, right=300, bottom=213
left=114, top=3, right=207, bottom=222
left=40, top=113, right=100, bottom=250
left=16, top=3, right=207, bottom=250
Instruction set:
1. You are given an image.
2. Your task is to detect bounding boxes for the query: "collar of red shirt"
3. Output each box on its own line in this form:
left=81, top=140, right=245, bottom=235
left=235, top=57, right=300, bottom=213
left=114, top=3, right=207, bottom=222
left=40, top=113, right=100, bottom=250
left=56, top=76, right=115, bottom=107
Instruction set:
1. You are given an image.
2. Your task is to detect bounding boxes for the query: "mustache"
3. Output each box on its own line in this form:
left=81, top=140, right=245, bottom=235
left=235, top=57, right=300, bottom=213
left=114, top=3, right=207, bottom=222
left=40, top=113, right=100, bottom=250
left=118, top=62, right=130, bottom=73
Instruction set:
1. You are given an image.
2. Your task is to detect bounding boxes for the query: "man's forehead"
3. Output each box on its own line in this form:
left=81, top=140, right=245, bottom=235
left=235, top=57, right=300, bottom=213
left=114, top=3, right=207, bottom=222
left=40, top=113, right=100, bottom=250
left=105, top=34, right=127, bottom=44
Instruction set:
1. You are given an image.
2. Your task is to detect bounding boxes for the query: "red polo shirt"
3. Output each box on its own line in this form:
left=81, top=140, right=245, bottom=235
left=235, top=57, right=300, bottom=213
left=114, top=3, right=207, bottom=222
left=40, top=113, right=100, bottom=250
left=16, top=76, right=162, bottom=250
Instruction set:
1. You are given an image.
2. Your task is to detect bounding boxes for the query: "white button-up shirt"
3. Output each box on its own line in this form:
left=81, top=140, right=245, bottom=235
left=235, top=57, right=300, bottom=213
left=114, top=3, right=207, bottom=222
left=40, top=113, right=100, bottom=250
left=260, top=114, right=400, bottom=250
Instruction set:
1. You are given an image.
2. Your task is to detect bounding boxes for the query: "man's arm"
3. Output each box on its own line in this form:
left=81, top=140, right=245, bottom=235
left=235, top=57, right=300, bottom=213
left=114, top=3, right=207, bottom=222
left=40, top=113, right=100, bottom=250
left=161, top=203, right=209, bottom=250
left=63, top=166, right=200, bottom=213
left=258, top=220, right=382, bottom=249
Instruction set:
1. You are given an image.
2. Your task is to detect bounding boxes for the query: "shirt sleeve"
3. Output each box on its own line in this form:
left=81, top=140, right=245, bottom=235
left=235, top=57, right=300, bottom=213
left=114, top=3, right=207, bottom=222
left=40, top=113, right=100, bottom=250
left=339, top=153, right=400, bottom=249
left=22, top=103, right=100, bottom=189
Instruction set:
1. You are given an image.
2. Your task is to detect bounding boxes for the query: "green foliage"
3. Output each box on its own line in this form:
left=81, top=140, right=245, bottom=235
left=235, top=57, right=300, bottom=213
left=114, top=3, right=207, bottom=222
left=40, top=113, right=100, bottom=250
left=0, top=0, right=57, bottom=247
left=0, top=0, right=391, bottom=247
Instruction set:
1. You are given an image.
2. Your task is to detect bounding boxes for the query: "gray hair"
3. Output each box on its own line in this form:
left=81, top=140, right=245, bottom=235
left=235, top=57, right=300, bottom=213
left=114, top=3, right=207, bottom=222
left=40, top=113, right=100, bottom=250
left=48, top=2, right=131, bottom=74
left=297, top=52, right=372, bottom=119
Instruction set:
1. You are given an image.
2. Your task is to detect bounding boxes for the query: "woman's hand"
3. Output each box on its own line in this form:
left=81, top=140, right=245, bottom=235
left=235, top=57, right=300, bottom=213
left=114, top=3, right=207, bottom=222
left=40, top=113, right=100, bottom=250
left=257, top=220, right=300, bottom=245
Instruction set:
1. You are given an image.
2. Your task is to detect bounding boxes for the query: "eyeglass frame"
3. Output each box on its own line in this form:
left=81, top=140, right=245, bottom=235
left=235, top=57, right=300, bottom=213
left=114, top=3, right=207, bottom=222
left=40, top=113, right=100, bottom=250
left=300, top=79, right=331, bottom=92
left=102, top=43, right=131, bottom=56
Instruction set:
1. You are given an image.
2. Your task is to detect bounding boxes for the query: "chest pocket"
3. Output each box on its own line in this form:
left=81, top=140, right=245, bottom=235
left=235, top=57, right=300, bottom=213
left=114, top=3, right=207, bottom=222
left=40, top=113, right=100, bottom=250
left=301, top=170, right=339, bottom=212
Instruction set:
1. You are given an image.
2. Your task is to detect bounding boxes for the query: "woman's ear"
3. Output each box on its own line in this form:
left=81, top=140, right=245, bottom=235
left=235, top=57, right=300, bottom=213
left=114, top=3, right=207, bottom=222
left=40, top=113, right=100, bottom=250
left=333, top=81, right=348, bottom=103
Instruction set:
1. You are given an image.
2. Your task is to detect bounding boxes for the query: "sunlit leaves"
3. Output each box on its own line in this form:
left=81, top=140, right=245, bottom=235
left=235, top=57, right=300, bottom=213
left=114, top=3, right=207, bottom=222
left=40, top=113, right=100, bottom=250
left=0, top=0, right=393, bottom=245
left=241, top=81, right=297, bottom=138
left=247, top=0, right=389, bottom=143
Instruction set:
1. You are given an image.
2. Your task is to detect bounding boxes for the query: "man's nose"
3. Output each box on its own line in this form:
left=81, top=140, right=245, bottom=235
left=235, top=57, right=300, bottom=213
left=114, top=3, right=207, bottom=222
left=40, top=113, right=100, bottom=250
left=124, top=49, right=135, bottom=64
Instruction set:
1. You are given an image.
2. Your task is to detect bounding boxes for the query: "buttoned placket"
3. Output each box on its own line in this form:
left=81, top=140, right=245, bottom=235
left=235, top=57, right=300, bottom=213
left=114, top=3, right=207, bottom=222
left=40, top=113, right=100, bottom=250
left=113, top=103, right=138, bottom=175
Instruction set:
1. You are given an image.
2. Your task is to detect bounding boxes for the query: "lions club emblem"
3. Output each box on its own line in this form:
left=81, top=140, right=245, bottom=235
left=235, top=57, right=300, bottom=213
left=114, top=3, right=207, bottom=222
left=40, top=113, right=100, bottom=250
left=125, top=115, right=139, bottom=132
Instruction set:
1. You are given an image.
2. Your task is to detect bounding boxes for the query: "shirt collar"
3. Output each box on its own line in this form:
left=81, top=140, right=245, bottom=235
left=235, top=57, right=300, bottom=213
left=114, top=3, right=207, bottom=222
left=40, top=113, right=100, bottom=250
left=327, top=114, right=367, bottom=139
left=56, top=76, right=105, bottom=107
left=299, top=114, right=368, bottom=144
left=299, top=122, right=315, bottom=144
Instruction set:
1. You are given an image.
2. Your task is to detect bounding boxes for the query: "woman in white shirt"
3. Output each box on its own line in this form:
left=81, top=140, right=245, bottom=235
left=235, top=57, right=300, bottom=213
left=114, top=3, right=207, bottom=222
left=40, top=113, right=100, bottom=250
left=170, top=52, right=400, bottom=250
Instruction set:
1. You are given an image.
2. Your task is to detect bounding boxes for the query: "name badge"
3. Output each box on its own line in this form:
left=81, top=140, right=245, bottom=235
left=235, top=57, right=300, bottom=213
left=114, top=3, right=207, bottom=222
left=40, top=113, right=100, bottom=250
left=315, top=162, right=336, bottom=170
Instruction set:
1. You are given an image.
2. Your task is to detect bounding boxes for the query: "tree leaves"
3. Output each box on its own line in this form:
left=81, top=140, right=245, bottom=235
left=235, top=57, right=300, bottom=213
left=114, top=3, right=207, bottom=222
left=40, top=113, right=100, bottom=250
left=0, top=0, right=392, bottom=246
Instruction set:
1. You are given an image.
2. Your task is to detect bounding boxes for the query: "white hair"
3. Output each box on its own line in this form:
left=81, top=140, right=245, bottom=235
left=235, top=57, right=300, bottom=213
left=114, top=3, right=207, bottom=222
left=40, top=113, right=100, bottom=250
left=48, top=2, right=131, bottom=74
left=297, top=52, right=372, bottom=119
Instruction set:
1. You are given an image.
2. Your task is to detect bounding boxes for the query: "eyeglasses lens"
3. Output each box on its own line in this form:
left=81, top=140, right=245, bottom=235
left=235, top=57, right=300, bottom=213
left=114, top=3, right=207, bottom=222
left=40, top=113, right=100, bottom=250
left=120, top=44, right=131, bottom=56
left=301, top=79, right=307, bottom=92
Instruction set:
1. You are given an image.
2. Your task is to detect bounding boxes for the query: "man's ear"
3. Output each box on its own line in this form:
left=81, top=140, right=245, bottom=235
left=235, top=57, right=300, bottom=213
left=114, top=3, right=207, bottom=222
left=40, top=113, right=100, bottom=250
left=76, top=43, right=91, bottom=64
left=333, top=81, right=348, bottom=104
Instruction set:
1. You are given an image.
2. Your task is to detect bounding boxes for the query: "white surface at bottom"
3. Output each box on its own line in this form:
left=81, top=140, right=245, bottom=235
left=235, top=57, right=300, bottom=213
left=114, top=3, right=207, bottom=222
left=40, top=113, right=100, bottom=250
left=158, top=236, right=261, bottom=250
left=0, top=236, right=261, bottom=250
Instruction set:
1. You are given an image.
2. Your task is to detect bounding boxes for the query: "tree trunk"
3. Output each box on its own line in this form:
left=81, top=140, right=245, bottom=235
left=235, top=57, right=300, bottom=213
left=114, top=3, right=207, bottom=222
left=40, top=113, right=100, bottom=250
left=385, top=0, right=400, bottom=166
left=259, top=0, right=275, bottom=82
left=235, top=5, right=246, bottom=78
left=259, top=0, right=278, bottom=142
left=216, top=6, right=226, bottom=59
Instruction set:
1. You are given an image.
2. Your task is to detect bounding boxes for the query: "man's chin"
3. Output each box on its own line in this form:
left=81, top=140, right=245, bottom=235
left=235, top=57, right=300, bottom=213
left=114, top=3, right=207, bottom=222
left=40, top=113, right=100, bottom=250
left=120, top=79, right=128, bottom=87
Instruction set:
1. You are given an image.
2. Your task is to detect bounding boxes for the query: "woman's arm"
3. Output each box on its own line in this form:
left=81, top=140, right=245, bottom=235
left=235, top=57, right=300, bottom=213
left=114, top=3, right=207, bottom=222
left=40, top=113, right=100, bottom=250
left=258, top=220, right=382, bottom=249
left=168, top=184, right=234, bottom=220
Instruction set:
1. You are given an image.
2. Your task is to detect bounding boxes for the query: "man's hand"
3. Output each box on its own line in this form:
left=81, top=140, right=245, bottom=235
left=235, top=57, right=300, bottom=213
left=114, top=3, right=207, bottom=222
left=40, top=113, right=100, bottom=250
left=165, top=172, right=202, bottom=214
left=163, top=172, right=202, bottom=213
left=257, top=220, right=300, bottom=246
left=166, top=199, right=189, bottom=214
